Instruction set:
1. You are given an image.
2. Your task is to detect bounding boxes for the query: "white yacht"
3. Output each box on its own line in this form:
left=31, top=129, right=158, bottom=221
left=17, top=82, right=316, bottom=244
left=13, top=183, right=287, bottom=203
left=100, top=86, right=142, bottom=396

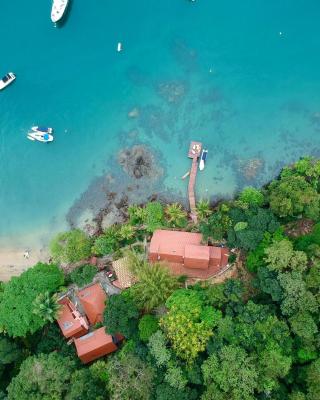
left=27, top=132, right=54, bottom=143
left=51, top=0, right=69, bottom=23
left=0, top=72, right=16, bottom=90
left=32, top=126, right=53, bottom=134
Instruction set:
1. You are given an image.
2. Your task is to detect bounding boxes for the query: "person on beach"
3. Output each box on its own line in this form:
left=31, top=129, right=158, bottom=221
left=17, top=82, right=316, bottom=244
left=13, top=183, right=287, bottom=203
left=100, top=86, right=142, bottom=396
left=23, top=250, right=30, bottom=259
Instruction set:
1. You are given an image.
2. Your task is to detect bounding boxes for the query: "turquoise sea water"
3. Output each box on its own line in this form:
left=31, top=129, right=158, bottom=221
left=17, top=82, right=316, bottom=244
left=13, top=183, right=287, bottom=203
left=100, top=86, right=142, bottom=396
left=1, top=0, right=320, bottom=248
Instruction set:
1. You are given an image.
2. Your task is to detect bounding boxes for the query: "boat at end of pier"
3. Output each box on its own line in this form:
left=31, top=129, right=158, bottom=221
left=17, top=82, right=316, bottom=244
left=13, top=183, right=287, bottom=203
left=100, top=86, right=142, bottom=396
left=199, top=149, right=208, bottom=171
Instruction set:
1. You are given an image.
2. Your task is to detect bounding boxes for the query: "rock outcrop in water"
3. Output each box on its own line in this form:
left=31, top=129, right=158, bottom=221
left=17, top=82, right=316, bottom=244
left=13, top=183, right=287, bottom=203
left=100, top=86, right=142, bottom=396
left=157, top=81, right=187, bottom=104
left=118, top=145, right=162, bottom=180
left=237, top=158, right=264, bottom=181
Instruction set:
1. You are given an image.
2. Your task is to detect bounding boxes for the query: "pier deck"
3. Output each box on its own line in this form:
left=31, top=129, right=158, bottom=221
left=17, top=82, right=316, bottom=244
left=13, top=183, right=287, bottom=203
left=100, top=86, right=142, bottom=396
left=187, top=141, right=202, bottom=223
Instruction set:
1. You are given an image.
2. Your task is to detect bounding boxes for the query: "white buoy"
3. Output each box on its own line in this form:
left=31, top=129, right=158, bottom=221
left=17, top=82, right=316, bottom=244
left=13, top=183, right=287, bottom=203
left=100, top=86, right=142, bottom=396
left=117, top=42, right=122, bottom=52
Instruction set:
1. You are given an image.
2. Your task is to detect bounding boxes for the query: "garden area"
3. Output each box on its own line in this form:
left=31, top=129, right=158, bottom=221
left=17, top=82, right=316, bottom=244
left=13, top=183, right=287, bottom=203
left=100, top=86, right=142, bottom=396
left=0, top=156, right=319, bottom=399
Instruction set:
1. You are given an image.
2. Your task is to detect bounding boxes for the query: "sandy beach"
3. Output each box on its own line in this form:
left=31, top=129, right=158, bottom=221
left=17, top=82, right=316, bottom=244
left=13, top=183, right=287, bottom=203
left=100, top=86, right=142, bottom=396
left=0, top=246, right=49, bottom=282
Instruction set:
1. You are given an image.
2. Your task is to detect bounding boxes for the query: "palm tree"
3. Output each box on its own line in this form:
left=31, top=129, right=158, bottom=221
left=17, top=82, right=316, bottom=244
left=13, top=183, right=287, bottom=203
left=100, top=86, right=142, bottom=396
left=33, top=292, right=61, bottom=323
left=133, top=263, right=178, bottom=311
left=165, top=203, right=187, bottom=227
left=126, top=250, right=147, bottom=276
left=128, top=205, right=147, bottom=225
left=196, top=199, right=212, bottom=221
left=118, top=224, right=136, bottom=242
left=127, top=250, right=178, bottom=311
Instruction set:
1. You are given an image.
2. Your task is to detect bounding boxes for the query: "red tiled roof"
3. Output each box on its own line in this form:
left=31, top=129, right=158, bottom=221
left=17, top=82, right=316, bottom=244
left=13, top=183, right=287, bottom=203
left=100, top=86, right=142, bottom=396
left=77, top=283, right=107, bottom=325
left=184, top=244, right=210, bottom=269
left=150, top=230, right=202, bottom=260
left=74, top=327, right=118, bottom=364
left=57, top=297, right=89, bottom=339
left=149, top=229, right=229, bottom=278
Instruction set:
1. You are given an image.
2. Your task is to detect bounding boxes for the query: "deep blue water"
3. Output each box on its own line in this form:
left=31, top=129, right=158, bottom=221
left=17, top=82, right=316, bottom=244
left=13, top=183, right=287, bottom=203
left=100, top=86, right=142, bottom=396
left=1, top=0, right=320, bottom=247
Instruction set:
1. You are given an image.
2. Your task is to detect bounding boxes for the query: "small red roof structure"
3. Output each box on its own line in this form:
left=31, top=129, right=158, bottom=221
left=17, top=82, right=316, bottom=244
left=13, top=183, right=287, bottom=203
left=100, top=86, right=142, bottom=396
left=57, top=297, right=89, bottom=339
left=77, top=283, right=107, bottom=325
left=74, top=327, right=118, bottom=364
left=149, top=229, right=229, bottom=279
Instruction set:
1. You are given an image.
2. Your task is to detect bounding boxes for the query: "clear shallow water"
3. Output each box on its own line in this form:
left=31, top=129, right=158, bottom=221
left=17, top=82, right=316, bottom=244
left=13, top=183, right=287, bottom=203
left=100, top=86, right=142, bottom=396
left=1, top=0, right=320, bottom=247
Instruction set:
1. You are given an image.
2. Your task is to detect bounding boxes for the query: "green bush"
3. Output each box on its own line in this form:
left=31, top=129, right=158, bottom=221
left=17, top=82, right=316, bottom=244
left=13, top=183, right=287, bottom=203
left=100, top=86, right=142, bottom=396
left=50, top=229, right=92, bottom=264
left=92, top=226, right=120, bottom=256
left=295, top=223, right=320, bottom=252
left=138, top=315, right=159, bottom=342
left=69, top=264, right=98, bottom=287
left=144, top=202, right=164, bottom=232
left=239, top=187, right=264, bottom=207
left=246, top=229, right=285, bottom=273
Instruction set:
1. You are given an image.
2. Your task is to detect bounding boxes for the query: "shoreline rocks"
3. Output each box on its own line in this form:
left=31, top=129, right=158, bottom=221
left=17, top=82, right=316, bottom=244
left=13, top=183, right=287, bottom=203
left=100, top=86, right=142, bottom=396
left=118, top=145, right=163, bottom=180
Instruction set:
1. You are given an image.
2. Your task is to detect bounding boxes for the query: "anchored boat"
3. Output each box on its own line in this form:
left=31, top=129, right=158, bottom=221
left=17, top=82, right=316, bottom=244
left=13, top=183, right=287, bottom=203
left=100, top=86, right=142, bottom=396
left=51, top=0, right=69, bottom=23
left=27, top=132, right=54, bottom=143
left=199, top=149, right=208, bottom=171
left=32, top=126, right=53, bottom=134
left=0, top=72, right=16, bottom=90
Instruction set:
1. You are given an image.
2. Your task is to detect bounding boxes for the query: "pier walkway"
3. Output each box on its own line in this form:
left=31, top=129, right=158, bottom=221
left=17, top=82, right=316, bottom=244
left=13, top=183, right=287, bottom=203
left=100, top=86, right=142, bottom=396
left=187, top=141, right=202, bottom=223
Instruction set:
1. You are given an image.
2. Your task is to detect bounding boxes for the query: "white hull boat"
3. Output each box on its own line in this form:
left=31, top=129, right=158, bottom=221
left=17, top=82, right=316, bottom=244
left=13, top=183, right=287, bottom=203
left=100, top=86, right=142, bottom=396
left=27, top=132, right=54, bottom=143
left=0, top=72, right=16, bottom=90
left=51, top=0, right=69, bottom=23
left=199, top=149, right=208, bottom=171
left=32, top=126, right=53, bottom=134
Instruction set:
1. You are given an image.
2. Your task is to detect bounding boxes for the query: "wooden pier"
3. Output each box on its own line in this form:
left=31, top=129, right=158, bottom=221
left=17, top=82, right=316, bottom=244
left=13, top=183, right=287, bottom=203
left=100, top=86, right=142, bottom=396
left=187, top=141, right=202, bottom=223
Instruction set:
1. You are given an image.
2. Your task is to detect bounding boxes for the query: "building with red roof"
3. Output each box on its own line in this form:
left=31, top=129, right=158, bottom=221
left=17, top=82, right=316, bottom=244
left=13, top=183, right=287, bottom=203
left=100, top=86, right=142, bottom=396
left=57, top=297, right=89, bottom=339
left=149, top=229, right=229, bottom=279
left=74, top=327, right=118, bottom=364
left=56, top=281, right=123, bottom=364
left=77, top=283, right=107, bottom=325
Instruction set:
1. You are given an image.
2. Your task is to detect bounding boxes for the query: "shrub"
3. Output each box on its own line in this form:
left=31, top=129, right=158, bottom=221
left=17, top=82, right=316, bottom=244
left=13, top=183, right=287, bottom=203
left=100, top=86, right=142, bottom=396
left=92, top=226, right=120, bottom=256
left=69, top=264, right=98, bottom=287
left=50, top=229, right=92, bottom=263
left=138, top=315, right=159, bottom=342
left=239, top=187, right=264, bottom=207
left=104, top=291, right=139, bottom=338
left=144, top=202, right=164, bottom=232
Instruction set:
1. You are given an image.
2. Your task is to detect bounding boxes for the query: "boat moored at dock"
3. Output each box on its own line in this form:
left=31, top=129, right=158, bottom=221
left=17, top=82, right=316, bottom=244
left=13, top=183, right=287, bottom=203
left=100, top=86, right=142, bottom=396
left=199, top=149, right=208, bottom=171
left=51, top=0, right=69, bottom=23
left=0, top=72, right=16, bottom=90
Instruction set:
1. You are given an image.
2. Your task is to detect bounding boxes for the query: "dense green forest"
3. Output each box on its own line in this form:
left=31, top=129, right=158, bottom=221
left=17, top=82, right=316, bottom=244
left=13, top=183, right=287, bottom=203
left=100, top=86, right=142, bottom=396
left=0, top=157, right=320, bottom=399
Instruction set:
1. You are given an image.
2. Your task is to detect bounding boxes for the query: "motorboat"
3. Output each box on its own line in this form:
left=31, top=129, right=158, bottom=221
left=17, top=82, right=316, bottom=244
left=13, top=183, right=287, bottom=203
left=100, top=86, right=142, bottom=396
left=199, top=149, right=208, bottom=171
left=32, top=126, right=53, bottom=134
left=51, top=0, right=69, bottom=23
left=27, top=132, right=54, bottom=143
left=0, top=72, right=16, bottom=90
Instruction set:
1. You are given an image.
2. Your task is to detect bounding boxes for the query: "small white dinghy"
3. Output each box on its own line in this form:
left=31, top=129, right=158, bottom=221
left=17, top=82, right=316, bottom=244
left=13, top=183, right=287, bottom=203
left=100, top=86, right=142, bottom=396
left=199, top=149, right=208, bottom=171
left=27, top=132, right=54, bottom=143
left=0, top=72, right=16, bottom=90
left=51, top=0, right=69, bottom=23
left=32, top=126, right=53, bottom=134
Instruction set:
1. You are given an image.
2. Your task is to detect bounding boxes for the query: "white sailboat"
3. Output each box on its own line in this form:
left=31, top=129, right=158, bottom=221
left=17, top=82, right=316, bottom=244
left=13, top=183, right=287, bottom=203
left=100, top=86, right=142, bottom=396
left=51, top=0, right=69, bottom=23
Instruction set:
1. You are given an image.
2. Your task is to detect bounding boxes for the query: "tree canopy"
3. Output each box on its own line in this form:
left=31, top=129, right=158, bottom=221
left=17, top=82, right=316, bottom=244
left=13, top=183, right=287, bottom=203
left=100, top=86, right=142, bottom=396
left=0, top=263, right=64, bottom=337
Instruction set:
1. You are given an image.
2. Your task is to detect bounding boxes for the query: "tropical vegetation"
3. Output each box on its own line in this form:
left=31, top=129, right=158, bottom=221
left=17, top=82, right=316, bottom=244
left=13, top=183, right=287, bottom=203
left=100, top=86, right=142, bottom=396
left=0, top=157, right=320, bottom=399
